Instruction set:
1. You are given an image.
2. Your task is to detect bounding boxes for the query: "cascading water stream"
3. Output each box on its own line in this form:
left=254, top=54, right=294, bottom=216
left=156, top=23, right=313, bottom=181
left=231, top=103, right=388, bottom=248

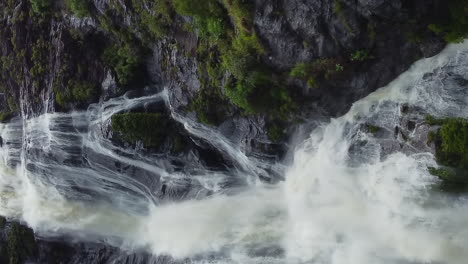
left=0, top=40, right=467, bottom=263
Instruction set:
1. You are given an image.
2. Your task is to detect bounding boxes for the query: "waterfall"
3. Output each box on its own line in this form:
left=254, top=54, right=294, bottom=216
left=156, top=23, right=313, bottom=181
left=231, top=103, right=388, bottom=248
left=0, top=41, right=468, bottom=263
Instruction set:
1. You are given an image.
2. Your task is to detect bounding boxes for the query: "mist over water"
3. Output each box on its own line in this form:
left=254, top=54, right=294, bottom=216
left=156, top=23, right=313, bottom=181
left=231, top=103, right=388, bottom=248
left=1, top=41, right=468, bottom=263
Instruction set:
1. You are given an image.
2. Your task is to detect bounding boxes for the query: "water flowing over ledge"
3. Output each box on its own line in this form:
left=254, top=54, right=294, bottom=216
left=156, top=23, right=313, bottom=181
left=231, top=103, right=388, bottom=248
left=1, top=41, right=468, bottom=263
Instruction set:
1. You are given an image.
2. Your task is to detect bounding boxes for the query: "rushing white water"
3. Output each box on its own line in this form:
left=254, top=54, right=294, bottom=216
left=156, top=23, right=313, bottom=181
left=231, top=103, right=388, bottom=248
left=1, top=41, right=468, bottom=263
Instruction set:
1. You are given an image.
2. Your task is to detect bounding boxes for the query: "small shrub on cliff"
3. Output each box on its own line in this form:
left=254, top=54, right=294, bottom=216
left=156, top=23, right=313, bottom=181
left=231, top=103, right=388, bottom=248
left=64, top=0, right=91, bottom=18
left=111, top=113, right=169, bottom=148
left=436, top=118, right=468, bottom=169
left=103, top=42, right=143, bottom=86
left=132, top=0, right=173, bottom=39
left=427, top=117, right=468, bottom=188
left=173, top=0, right=227, bottom=39
left=267, top=123, right=285, bottom=142
left=30, top=0, right=52, bottom=14
left=290, top=58, right=342, bottom=88
left=350, top=50, right=374, bottom=62
left=54, top=80, right=97, bottom=107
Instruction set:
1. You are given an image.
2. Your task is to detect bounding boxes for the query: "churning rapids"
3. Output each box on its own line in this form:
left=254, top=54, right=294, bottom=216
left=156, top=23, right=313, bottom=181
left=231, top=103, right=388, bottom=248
left=1, top=41, right=468, bottom=264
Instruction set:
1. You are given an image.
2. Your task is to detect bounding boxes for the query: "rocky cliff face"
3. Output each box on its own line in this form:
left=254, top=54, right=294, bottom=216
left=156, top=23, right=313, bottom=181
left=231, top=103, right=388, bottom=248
left=0, top=0, right=456, bottom=263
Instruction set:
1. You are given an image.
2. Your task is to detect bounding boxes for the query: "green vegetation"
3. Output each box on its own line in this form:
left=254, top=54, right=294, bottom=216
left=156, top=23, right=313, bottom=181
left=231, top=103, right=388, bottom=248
left=173, top=0, right=228, bottom=39
left=425, top=115, right=451, bottom=126
left=428, top=0, right=468, bottom=43
left=30, top=37, right=49, bottom=86
left=436, top=118, right=468, bottom=170
left=267, top=123, right=285, bottom=142
left=335, top=64, right=344, bottom=72
left=111, top=113, right=170, bottom=148
left=426, top=116, right=468, bottom=188
left=103, top=42, right=144, bottom=86
left=190, top=86, right=229, bottom=125
left=30, top=0, right=52, bottom=15
left=173, top=0, right=295, bottom=118
left=366, top=124, right=380, bottom=134
left=350, top=50, right=374, bottom=62
left=333, top=0, right=344, bottom=14
left=64, top=0, right=91, bottom=18
left=131, top=0, right=173, bottom=40
left=55, top=80, right=97, bottom=107
left=290, top=58, right=343, bottom=88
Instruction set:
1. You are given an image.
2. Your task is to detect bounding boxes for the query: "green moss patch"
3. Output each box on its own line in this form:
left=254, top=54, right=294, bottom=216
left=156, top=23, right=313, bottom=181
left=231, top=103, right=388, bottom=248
left=55, top=80, right=98, bottom=107
left=366, top=124, right=381, bottom=134
left=64, top=0, right=91, bottom=18
left=426, top=116, right=468, bottom=189
left=290, top=58, right=344, bottom=89
left=111, top=113, right=170, bottom=148
left=111, top=112, right=189, bottom=152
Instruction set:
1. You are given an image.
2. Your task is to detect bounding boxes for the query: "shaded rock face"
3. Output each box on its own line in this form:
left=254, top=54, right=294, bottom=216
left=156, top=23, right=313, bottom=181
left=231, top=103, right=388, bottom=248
left=253, top=0, right=445, bottom=116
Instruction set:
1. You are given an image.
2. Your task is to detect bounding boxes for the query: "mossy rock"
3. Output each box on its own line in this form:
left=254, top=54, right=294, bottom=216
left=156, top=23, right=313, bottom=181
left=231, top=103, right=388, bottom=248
left=427, top=117, right=468, bottom=189
left=111, top=112, right=189, bottom=153
left=111, top=113, right=169, bottom=148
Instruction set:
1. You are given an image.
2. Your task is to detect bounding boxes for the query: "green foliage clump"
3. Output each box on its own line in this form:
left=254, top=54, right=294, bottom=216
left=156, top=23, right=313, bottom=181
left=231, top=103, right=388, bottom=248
left=111, top=113, right=169, bottom=148
left=173, top=0, right=227, bottom=40
left=190, top=87, right=228, bottom=125
left=290, top=58, right=342, bottom=88
left=103, top=42, right=143, bottom=86
left=425, top=115, right=449, bottom=126
left=64, top=0, right=91, bottom=18
left=427, top=117, right=468, bottom=188
left=30, top=37, right=49, bottom=81
left=428, top=0, right=468, bottom=43
left=350, top=50, right=374, bottom=62
left=55, top=80, right=97, bottom=107
left=267, top=123, right=285, bottom=142
left=30, top=0, right=52, bottom=15
left=428, top=167, right=457, bottom=181
left=366, top=124, right=380, bottom=134
left=436, top=118, right=468, bottom=169
left=220, top=0, right=253, bottom=33
left=132, top=0, right=173, bottom=39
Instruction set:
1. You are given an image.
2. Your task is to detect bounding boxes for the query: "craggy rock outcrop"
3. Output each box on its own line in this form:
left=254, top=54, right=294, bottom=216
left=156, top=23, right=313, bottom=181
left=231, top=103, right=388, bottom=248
left=253, top=0, right=445, bottom=116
